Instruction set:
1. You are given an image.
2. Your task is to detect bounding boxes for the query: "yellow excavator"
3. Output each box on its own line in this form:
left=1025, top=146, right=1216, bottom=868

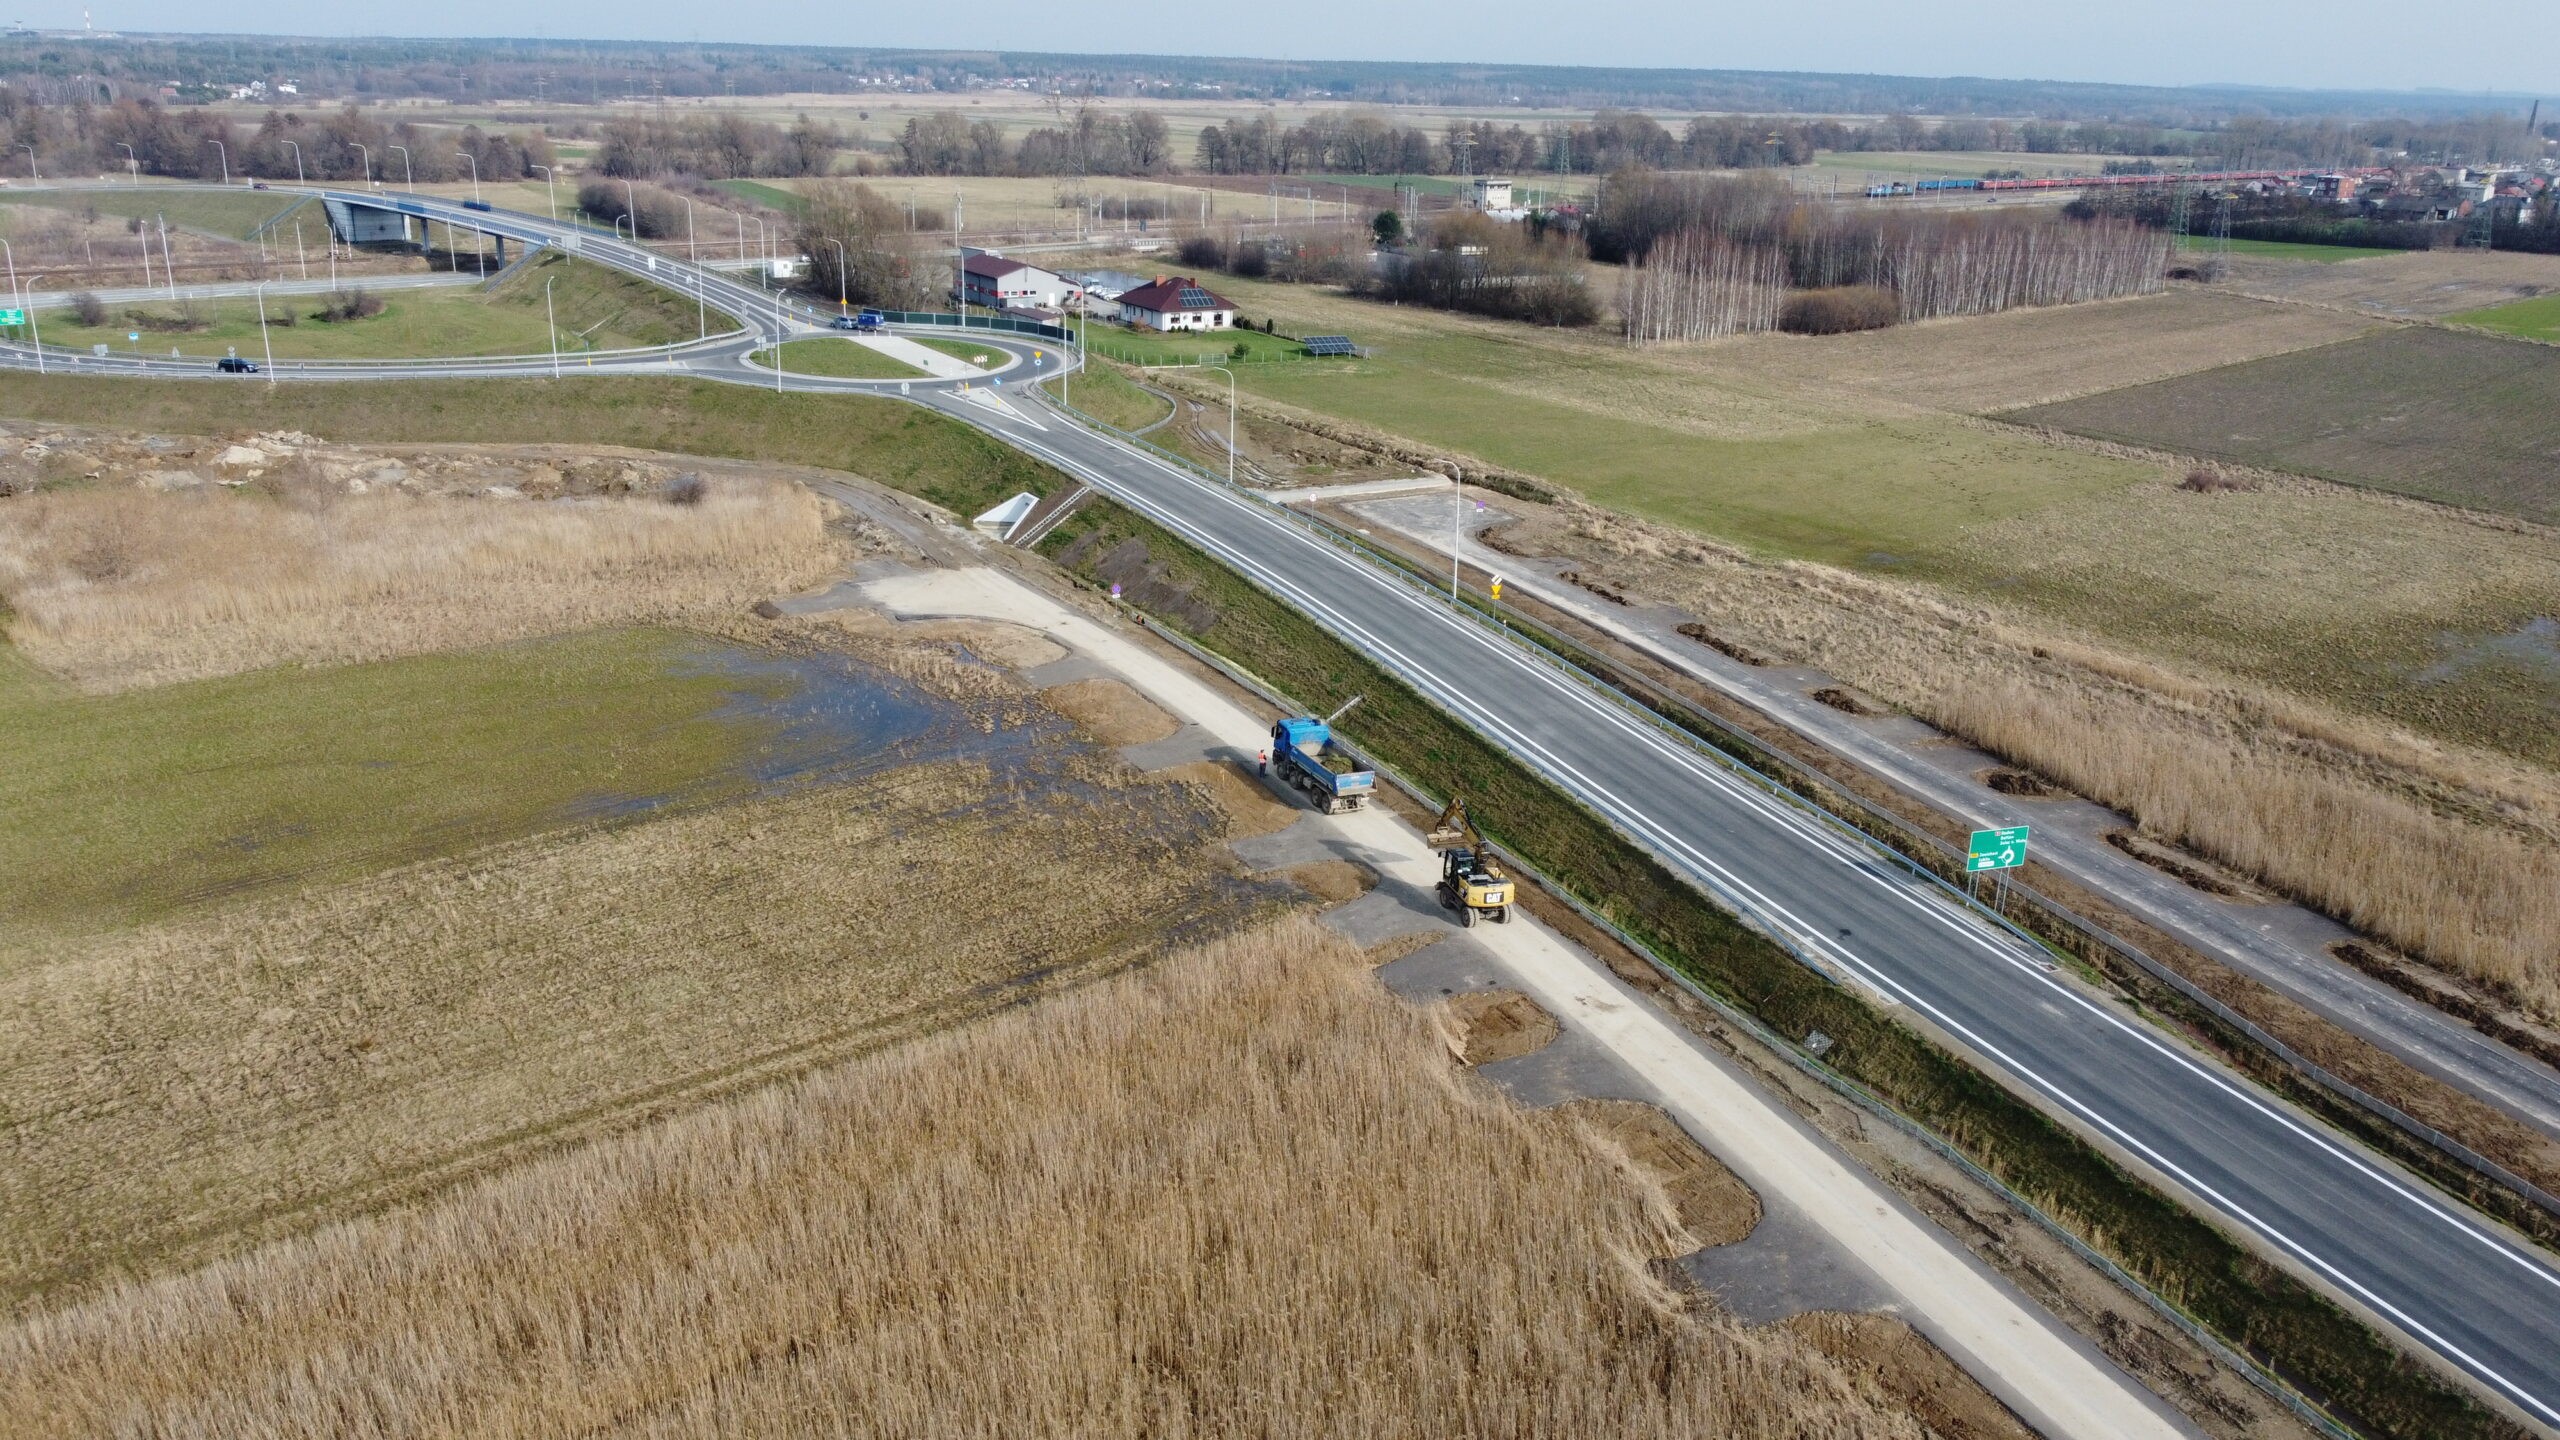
left=1424, top=796, right=1514, bottom=927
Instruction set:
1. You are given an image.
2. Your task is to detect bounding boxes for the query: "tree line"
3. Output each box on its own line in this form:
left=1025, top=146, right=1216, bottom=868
left=595, top=114, right=841, bottom=179
left=0, top=92, right=549, bottom=182
left=894, top=107, right=1173, bottom=177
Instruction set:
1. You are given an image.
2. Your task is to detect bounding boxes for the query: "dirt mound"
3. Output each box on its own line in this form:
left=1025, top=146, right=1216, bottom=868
left=1276, top=859, right=1375, bottom=905
left=1160, top=760, right=1299, bottom=838
left=1442, top=989, right=1560, bottom=1066
left=2104, top=829, right=2272, bottom=902
left=1040, top=678, right=1179, bottom=745
left=1980, top=767, right=2059, bottom=798
left=912, top=619, right=1066, bottom=671
left=1553, top=1098, right=1759, bottom=1251
left=1680, top=623, right=1771, bottom=666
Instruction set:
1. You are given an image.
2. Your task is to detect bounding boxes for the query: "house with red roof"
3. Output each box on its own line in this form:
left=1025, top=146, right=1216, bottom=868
left=1113, top=275, right=1236, bottom=332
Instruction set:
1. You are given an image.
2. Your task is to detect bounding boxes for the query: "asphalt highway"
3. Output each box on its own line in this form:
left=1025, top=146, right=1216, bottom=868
left=6, top=185, right=2556, bottom=1433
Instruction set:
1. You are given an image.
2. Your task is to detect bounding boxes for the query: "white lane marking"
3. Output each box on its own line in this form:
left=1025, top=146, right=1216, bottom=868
left=982, top=402, right=2560, bottom=1424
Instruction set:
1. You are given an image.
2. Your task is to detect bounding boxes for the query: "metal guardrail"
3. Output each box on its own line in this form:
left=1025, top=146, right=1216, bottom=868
left=1120, top=605, right=2364, bottom=1440
left=1040, top=388, right=2560, bottom=1232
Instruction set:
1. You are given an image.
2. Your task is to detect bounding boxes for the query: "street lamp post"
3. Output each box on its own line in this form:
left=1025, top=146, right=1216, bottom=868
left=18, top=144, right=35, bottom=180
left=456, top=151, right=480, bottom=205
left=1204, top=365, right=1238, bottom=489
left=22, top=273, right=43, bottom=375
left=681, top=196, right=704, bottom=338
left=157, top=216, right=176, bottom=301
left=529, top=164, right=557, bottom=221
left=115, top=142, right=136, bottom=185
left=253, top=281, right=274, bottom=385
left=620, top=179, right=637, bottom=247
left=209, top=139, right=228, bottom=187
left=280, top=139, right=303, bottom=186
left=545, top=275, right=559, bottom=379
left=1448, top=465, right=1464, bottom=606
left=352, top=144, right=372, bottom=189
left=387, top=145, right=411, bottom=189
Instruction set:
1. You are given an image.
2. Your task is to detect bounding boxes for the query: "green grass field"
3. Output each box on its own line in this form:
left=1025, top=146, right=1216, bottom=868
left=1070, top=318, right=1319, bottom=367
left=752, top=336, right=925, bottom=378
left=2182, top=235, right=2401, bottom=263
left=911, top=336, right=997, bottom=368
left=713, top=179, right=805, bottom=213
left=34, top=253, right=718, bottom=360
left=0, top=629, right=768, bottom=933
left=1204, top=299, right=2146, bottom=565
left=0, top=189, right=310, bottom=240
left=2446, top=292, right=2560, bottom=342
left=1049, top=361, right=1173, bottom=431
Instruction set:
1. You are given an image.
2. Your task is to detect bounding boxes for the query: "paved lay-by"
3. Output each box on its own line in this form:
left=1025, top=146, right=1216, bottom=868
left=8, top=184, right=2556, bottom=1434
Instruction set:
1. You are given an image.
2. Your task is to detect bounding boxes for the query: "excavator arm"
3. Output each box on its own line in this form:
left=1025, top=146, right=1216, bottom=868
left=1423, top=796, right=1474, bottom=851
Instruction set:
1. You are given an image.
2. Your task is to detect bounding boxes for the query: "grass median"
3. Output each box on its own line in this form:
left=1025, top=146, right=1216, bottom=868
left=1035, top=493, right=2525, bottom=1440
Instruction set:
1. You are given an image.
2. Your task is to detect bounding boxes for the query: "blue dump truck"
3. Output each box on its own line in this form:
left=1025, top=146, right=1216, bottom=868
left=1270, top=702, right=1374, bottom=815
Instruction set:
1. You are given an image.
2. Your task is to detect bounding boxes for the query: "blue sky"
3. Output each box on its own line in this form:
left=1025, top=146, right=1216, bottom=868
left=26, top=1, right=2559, bottom=95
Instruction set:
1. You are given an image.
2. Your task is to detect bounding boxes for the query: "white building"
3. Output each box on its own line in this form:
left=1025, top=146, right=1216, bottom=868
left=961, top=254, right=1082, bottom=312
left=1113, top=275, right=1236, bottom=332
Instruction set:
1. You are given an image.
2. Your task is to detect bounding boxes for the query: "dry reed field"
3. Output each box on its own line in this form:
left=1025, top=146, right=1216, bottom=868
left=0, top=917, right=1931, bottom=1440
left=1508, top=500, right=2560, bottom=1020
left=0, top=465, right=841, bottom=690
left=0, top=741, right=1269, bottom=1310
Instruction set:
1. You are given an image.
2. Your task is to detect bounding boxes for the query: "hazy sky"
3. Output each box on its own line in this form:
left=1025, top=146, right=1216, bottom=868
left=26, top=1, right=2559, bottom=96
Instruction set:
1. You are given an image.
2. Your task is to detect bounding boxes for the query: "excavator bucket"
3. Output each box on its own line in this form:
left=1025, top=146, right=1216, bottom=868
left=1424, top=823, right=1465, bottom=849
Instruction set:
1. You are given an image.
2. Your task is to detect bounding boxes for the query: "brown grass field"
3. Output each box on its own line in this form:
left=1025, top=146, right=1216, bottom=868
left=0, top=447, right=842, bottom=690
left=2219, top=247, right=2560, bottom=319
left=0, top=724, right=1273, bottom=1309
left=0, top=917, right=1934, bottom=1440
left=2013, top=327, right=2560, bottom=526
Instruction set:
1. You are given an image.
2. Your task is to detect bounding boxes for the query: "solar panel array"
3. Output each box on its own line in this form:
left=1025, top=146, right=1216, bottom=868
left=1177, top=287, right=1219, bottom=308
left=1302, top=334, right=1356, bottom=356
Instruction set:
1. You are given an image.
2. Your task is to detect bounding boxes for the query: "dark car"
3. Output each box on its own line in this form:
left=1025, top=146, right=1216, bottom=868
left=251, top=181, right=270, bottom=190
left=830, top=314, right=862, bottom=330
left=462, top=198, right=493, bottom=212
left=216, top=356, right=259, bottom=374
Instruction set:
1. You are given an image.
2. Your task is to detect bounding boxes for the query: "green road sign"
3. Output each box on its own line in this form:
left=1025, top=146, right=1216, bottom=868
left=1966, top=825, right=2030, bottom=872
left=0, top=308, right=24, bottom=326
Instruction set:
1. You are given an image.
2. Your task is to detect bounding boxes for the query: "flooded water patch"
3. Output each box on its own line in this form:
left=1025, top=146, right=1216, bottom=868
left=2415, top=616, right=2560, bottom=690
left=562, top=637, right=1058, bottom=823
